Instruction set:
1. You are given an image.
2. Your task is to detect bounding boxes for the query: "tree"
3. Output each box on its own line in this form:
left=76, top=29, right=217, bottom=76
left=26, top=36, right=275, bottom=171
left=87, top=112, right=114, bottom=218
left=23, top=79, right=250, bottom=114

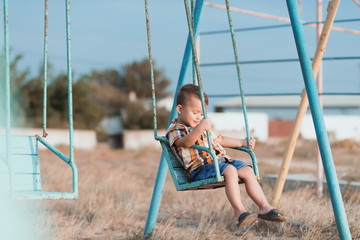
left=72, top=79, right=108, bottom=129
left=120, top=58, right=170, bottom=99
left=22, top=65, right=108, bottom=129
left=122, top=102, right=169, bottom=130
left=85, top=58, right=172, bottom=129
left=22, top=76, right=43, bottom=127
left=119, top=58, right=171, bottom=129
left=45, top=73, right=108, bottom=129
left=2, top=55, right=171, bottom=130
left=79, top=70, right=128, bottom=114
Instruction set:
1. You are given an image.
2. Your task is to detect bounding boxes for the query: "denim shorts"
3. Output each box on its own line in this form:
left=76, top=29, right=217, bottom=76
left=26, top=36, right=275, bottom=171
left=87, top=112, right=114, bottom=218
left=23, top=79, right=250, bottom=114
left=189, top=159, right=251, bottom=181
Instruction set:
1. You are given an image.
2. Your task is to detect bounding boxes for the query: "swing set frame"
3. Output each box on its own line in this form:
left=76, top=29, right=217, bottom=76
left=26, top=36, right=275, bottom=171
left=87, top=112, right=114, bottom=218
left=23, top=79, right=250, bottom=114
left=144, top=0, right=259, bottom=236
left=143, top=0, right=352, bottom=239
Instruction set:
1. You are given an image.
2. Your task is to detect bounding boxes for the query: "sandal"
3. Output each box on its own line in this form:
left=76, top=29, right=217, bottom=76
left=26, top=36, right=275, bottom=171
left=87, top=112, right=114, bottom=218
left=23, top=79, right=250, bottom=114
left=237, top=212, right=257, bottom=228
left=258, top=209, right=287, bottom=222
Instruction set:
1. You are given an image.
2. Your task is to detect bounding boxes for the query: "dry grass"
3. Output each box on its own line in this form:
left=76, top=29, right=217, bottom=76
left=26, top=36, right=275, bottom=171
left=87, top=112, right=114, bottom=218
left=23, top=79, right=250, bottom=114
left=29, top=139, right=360, bottom=239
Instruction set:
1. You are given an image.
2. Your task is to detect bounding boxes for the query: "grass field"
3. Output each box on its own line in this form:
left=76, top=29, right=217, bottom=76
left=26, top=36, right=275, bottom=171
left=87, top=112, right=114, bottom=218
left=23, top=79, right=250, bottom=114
left=31, top=138, right=360, bottom=239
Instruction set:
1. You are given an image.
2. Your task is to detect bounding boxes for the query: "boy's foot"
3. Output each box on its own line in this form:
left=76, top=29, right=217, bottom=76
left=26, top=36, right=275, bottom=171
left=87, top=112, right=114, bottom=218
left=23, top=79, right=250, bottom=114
left=237, top=212, right=257, bottom=228
left=258, top=209, right=287, bottom=222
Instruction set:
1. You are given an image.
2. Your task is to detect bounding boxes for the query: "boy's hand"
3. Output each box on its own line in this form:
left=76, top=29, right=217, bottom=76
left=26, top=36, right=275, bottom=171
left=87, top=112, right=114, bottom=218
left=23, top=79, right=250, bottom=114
left=175, top=118, right=212, bottom=148
left=197, top=118, right=212, bottom=132
left=246, top=137, right=256, bottom=150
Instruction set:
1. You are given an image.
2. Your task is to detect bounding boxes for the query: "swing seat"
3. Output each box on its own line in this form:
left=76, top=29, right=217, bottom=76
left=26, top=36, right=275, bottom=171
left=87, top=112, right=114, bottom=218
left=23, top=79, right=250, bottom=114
left=157, top=136, right=258, bottom=191
left=0, top=135, right=78, bottom=200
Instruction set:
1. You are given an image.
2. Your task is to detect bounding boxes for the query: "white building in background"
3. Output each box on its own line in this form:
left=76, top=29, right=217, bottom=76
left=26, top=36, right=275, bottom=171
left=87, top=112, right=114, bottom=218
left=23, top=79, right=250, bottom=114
left=0, top=128, right=97, bottom=150
left=208, top=112, right=268, bottom=142
left=214, top=95, right=360, bottom=120
left=301, top=115, right=360, bottom=142
left=214, top=94, right=360, bottom=142
left=122, top=94, right=360, bottom=150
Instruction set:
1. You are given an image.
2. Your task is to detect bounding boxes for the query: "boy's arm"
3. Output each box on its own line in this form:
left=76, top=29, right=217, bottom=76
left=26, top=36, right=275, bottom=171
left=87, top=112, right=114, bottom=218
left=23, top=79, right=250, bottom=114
left=218, top=136, right=256, bottom=150
left=175, top=118, right=211, bottom=148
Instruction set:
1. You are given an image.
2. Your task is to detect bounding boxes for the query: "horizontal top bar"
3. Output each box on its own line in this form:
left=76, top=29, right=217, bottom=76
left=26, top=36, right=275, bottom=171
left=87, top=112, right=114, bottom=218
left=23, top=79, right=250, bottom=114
left=208, top=92, right=360, bottom=98
left=201, top=18, right=360, bottom=35
left=200, top=56, right=360, bottom=67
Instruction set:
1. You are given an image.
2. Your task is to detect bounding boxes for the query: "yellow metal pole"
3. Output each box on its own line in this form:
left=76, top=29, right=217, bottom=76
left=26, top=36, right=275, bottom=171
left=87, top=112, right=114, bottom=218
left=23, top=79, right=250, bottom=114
left=272, top=0, right=341, bottom=207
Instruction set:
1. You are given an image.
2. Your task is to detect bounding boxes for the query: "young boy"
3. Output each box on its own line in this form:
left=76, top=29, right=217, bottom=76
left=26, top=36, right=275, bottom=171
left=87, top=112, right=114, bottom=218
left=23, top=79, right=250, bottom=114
left=166, top=84, right=286, bottom=228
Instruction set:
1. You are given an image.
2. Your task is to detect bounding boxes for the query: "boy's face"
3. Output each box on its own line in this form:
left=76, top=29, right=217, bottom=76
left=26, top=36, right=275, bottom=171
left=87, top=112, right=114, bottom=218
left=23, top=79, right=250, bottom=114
left=176, top=95, right=206, bottom=128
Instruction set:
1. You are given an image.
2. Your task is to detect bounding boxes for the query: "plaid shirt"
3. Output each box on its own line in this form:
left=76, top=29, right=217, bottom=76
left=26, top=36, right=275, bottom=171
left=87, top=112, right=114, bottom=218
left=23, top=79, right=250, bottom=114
left=166, top=118, right=232, bottom=176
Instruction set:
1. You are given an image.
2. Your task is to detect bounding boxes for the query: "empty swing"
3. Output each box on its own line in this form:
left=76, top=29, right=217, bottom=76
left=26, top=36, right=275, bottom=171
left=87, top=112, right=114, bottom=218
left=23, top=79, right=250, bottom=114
left=145, top=0, right=259, bottom=191
left=0, top=0, right=78, bottom=200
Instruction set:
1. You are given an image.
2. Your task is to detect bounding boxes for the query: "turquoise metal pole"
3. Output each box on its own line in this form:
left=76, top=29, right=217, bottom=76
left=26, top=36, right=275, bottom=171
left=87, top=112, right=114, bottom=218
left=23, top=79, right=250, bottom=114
left=65, top=0, right=77, bottom=197
left=224, top=0, right=250, bottom=144
left=183, top=0, right=221, bottom=182
left=286, top=0, right=351, bottom=239
left=143, top=0, right=206, bottom=236
left=143, top=153, right=168, bottom=237
left=145, top=0, right=158, bottom=139
left=3, top=0, right=13, bottom=198
left=37, top=135, right=71, bottom=164
left=200, top=56, right=360, bottom=67
left=223, top=0, right=259, bottom=179
left=191, top=0, right=197, bottom=85
left=42, top=0, right=48, bottom=138
left=177, top=0, right=205, bottom=92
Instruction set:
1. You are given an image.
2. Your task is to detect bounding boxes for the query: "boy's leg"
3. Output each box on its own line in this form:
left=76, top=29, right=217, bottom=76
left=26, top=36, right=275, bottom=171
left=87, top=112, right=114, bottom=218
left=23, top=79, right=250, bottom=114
left=223, top=165, right=247, bottom=218
left=237, top=166, right=273, bottom=215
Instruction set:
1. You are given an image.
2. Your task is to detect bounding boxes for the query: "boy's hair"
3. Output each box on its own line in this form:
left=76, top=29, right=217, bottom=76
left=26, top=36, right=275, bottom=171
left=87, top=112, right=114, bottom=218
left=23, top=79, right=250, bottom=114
left=176, top=84, right=208, bottom=106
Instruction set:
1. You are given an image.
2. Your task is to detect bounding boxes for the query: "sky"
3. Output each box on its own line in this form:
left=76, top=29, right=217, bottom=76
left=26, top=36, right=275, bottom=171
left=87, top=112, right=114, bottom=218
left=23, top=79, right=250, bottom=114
left=1, top=0, right=359, bottom=109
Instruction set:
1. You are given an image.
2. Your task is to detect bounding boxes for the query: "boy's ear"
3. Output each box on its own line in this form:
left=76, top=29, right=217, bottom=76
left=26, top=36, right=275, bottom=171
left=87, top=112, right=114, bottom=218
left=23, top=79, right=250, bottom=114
left=176, top=104, right=182, bottom=114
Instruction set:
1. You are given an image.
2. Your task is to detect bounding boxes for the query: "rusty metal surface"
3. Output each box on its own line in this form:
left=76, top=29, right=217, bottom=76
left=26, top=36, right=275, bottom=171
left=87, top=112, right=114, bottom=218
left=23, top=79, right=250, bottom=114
left=145, top=0, right=158, bottom=138
left=42, top=0, right=48, bottom=137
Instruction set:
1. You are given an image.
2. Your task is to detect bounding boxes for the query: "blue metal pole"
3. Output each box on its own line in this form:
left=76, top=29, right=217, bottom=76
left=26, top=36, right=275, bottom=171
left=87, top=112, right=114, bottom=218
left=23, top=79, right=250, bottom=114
left=191, top=0, right=197, bottom=85
left=3, top=0, right=13, bottom=198
left=200, top=18, right=360, bottom=36
left=177, top=0, right=205, bottom=89
left=65, top=0, right=77, bottom=197
left=200, top=56, right=360, bottom=67
left=145, top=0, right=158, bottom=139
left=42, top=0, right=48, bottom=138
left=143, top=153, right=168, bottom=237
left=37, top=135, right=70, bottom=164
left=224, top=0, right=250, bottom=145
left=143, top=0, right=206, bottom=236
left=183, top=0, right=220, bottom=182
left=286, top=0, right=351, bottom=239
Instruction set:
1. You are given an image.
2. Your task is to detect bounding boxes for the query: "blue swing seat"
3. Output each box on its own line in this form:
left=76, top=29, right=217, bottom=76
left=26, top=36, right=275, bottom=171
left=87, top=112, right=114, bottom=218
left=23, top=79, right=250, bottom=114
left=0, top=135, right=78, bottom=200
left=157, top=136, right=259, bottom=191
